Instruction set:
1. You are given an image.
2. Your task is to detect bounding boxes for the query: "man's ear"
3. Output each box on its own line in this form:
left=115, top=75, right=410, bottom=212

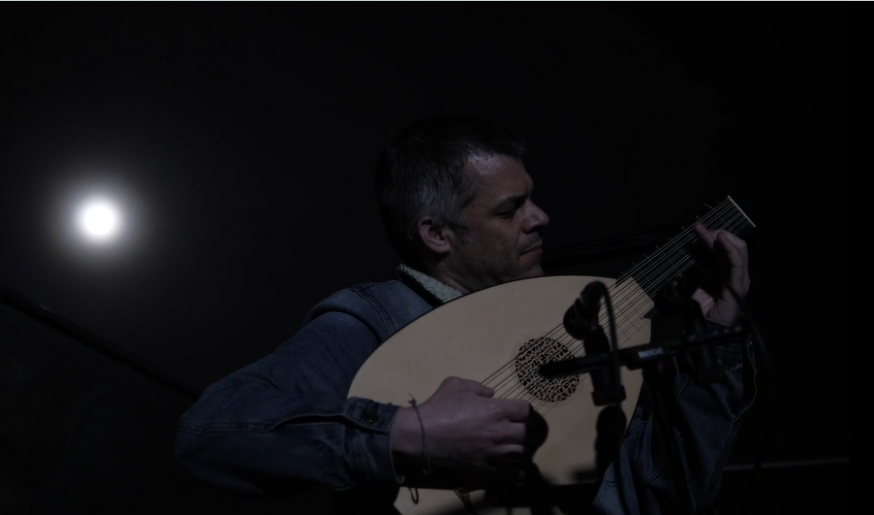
left=417, top=217, right=452, bottom=255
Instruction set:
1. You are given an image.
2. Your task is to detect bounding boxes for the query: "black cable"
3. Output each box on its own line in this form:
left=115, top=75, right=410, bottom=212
left=723, top=284, right=775, bottom=515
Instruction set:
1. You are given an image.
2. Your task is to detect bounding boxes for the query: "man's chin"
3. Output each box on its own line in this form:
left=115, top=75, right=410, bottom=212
left=520, top=264, right=545, bottom=279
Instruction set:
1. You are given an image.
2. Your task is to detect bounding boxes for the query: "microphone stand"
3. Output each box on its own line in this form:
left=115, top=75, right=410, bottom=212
left=540, top=311, right=748, bottom=515
left=640, top=359, right=697, bottom=514
left=488, top=281, right=631, bottom=515
left=563, top=282, right=628, bottom=484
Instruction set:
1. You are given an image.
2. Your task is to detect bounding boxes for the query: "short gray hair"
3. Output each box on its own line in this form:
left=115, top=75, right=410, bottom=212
left=374, top=116, right=527, bottom=268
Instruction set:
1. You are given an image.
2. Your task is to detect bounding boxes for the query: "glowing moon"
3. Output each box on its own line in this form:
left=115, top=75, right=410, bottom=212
left=78, top=198, right=121, bottom=241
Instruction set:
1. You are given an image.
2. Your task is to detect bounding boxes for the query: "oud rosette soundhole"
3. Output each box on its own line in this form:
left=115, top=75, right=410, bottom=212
left=514, top=337, right=580, bottom=403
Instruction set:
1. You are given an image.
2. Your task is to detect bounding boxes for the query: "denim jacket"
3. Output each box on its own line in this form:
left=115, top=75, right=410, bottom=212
left=174, top=267, right=756, bottom=514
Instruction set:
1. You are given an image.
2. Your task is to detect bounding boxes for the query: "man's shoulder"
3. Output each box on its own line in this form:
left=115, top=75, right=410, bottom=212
left=327, top=278, right=422, bottom=305
left=303, top=278, right=435, bottom=335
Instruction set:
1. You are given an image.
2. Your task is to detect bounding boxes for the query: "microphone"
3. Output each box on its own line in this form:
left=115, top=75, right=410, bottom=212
left=563, top=280, right=605, bottom=341
left=562, top=281, right=625, bottom=406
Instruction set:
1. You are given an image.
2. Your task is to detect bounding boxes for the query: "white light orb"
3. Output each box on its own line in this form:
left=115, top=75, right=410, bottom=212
left=78, top=198, right=121, bottom=241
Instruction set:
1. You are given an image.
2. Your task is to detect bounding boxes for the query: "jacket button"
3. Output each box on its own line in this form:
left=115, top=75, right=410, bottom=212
left=363, top=410, right=379, bottom=424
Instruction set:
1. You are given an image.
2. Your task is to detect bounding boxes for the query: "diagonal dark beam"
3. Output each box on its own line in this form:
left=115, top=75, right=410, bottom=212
left=0, top=283, right=201, bottom=401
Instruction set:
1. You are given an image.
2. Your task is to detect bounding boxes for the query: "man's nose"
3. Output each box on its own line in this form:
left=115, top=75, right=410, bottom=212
left=525, top=202, right=549, bottom=231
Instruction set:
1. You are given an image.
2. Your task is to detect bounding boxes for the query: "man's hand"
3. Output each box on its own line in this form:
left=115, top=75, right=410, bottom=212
left=390, top=376, right=547, bottom=488
left=691, top=222, right=750, bottom=326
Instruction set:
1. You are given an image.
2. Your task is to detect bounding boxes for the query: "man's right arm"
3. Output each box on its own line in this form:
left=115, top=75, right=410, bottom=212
left=173, top=284, right=542, bottom=497
left=174, top=293, right=406, bottom=495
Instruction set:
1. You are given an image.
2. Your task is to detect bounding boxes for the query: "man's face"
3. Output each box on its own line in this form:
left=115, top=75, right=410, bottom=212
left=444, top=154, right=550, bottom=293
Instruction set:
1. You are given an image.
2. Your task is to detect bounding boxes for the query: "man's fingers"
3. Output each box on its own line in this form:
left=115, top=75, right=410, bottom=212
left=445, top=377, right=495, bottom=397
left=501, top=399, right=534, bottom=421
left=694, top=224, right=749, bottom=277
left=715, top=231, right=748, bottom=267
left=693, top=222, right=715, bottom=248
left=493, top=443, right=527, bottom=458
left=694, top=223, right=747, bottom=258
left=714, top=231, right=750, bottom=296
left=496, top=420, right=527, bottom=444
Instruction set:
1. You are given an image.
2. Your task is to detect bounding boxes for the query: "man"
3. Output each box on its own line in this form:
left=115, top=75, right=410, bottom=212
left=174, top=116, right=756, bottom=514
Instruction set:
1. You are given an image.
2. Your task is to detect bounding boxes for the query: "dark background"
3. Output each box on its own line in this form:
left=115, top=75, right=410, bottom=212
left=0, top=3, right=847, bottom=514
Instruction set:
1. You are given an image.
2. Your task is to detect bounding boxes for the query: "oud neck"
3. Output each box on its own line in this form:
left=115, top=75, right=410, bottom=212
left=613, top=196, right=755, bottom=301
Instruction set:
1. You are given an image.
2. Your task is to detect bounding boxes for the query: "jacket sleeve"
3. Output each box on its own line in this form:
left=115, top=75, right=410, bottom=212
left=593, top=318, right=758, bottom=515
left=173, top=288, right=406, bottom=498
